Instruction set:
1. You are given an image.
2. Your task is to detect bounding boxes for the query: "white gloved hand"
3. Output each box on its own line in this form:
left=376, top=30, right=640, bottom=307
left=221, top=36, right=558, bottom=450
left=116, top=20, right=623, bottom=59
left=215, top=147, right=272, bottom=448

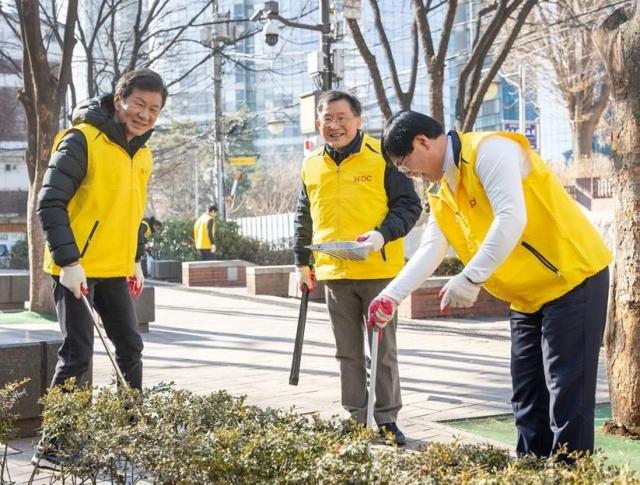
left=356, top=230, right=385, bottom=251
left=210, top=244, right=217, bottom=254
left=60, top=262, right=87, bottom=299
left=439, top=272, right=481, bottom=312
left=295, top=265, right=316, bottom=292
left=367, top=294, right=398, bottom=329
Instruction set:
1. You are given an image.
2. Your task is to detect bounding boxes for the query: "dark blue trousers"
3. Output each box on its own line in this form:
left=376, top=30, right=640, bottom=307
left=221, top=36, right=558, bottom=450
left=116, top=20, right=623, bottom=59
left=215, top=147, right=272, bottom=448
left=510, top=267, right=609, bottom=457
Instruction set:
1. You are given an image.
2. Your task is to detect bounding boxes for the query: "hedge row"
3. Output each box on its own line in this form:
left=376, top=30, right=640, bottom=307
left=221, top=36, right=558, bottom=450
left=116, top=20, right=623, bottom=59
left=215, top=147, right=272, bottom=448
left=32, top=383, right=640, bottom=484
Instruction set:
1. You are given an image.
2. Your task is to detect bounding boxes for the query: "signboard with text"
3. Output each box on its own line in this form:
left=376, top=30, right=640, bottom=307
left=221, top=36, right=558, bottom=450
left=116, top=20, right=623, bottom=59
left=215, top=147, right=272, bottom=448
left=229, top=156, right=256, bottom=166
left=502, top=120, right=538, bottom=150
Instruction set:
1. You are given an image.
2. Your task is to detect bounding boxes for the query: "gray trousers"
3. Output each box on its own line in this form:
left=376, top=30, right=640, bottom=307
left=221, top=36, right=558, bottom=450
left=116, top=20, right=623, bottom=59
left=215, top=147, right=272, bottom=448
left=324, top=278, right=402, bottom=424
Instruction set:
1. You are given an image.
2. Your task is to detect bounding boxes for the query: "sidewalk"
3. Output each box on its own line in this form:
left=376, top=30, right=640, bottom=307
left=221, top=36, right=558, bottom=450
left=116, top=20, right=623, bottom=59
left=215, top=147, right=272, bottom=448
left=3, top=283, right=609, bottom=483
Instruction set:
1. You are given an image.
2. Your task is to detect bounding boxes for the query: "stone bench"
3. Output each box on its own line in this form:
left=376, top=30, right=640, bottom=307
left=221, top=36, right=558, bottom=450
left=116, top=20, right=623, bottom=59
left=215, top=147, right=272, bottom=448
left=150, top=260, right=182, bottom=282
left=288, top=273, right=326, bottom=303
left=182, top=260, right=255, bottom=287
left=397, top=276, right=510, bottom=319
left=134, top=286, right=155, bottom=333
left=0, top=329, right=90, bottom=438
left=246, top=265, right=294, bottom=297
left=0, top=272, right=29, bottom=310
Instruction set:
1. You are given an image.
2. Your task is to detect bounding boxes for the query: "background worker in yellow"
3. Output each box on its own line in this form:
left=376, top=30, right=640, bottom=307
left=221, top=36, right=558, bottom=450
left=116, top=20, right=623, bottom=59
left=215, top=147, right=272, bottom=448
left=293, top=91, right=421, bottom=445
left=194, top=204, right=218, bottom=260
left=368, top=111, right=612, bottom=458
left=37, top=68, right=167, bottom=396
left=140, top=216, right=162, bottom=277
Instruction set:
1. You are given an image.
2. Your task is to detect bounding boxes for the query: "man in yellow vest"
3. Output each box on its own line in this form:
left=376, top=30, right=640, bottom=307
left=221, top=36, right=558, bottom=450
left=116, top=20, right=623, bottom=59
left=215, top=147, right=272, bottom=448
left=193, top=204, right=218, bottom=260
left=35, top=68, right=166, bottom=469
left=140, top=216, right=162, bottom=277
left=368, top=110, right=612, bottom=458
left=293, top=91, right=421, bottom=445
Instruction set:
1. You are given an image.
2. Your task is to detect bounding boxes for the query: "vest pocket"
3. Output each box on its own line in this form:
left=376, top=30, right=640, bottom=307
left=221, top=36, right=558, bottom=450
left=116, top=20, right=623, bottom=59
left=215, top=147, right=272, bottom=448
left=521, top=241, right=560, bottom=276
left=80, top=220, right=100, bottom=258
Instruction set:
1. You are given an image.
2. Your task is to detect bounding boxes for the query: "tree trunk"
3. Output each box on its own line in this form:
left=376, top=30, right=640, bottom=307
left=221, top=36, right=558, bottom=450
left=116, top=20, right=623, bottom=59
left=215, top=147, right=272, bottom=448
left=428, top=70, right=445, bottom=126
left=595, top=5, right=640, bottom=434
left=28, top=114, right=57, bottom=314
left=18, top=0, right=77, bottom=314
left=571, top=119, right=596, bottom=160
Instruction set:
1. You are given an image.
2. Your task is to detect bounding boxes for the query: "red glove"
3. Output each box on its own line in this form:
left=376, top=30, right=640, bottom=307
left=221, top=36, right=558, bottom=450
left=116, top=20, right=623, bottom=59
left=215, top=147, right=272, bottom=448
left=128, top=277, right=142, bottom=299
left=128, top=263, right=144, bottom=299
left=367, top=296, right=397, bottom=341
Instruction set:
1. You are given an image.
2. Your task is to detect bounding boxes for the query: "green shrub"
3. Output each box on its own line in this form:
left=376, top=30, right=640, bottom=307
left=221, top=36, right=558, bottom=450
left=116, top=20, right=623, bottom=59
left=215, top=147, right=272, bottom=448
left=152, top=219, right=293, bottom=265
left=0, top=379, right=27, bottom=444
left=9, top=239, right=28, bottom=261
left=433, top=256, right=464, bottom=276
left=151, top=218, right=199, bottom=262
left=39, top=384, right=640, bottom=484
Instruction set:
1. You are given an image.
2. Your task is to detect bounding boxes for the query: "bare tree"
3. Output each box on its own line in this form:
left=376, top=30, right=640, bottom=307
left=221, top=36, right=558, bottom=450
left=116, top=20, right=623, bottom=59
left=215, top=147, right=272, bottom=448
left=12, top=0, right=78, bottom=313
left=594, top=2, right=640, bottom=436
left=535, top=0, right=611, bottom=159
left=346, top=0, right=419, bottom=119
left=347, top=0, right=537, bottom=129
left=230, top=157, right=301, bottom=217
left=412, top=0, right=457, bottom=125
left=454, top=0, right=538, bottom=131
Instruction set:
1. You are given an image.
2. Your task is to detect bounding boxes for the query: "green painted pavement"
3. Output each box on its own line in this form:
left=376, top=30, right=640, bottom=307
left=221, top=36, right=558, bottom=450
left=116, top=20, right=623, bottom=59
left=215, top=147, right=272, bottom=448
left=0, top=311, right=57, bottom=325
left=445, top=403, right=640, bottom=470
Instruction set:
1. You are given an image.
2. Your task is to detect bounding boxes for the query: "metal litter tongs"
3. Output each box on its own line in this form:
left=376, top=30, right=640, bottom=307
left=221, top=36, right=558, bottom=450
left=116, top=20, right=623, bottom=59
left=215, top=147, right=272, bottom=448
left=81, top=294, right=129, bottom=388
left=305, top=241, right=374, bottom=261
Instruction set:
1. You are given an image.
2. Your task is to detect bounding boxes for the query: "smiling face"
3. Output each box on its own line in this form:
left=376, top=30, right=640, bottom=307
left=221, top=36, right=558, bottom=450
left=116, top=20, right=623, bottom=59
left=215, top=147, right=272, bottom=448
left=316, top=99, right=362, bottom=150
left=113, top=88, right=163, bottom=141
left=389, top=134, right=448, bottom=183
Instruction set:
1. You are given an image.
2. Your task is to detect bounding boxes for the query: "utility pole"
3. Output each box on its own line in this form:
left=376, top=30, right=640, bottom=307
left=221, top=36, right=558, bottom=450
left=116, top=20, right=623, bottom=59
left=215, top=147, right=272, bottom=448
left=319, top=0, right=332, bottom=91
left=212, top=0, right=226, bottom=220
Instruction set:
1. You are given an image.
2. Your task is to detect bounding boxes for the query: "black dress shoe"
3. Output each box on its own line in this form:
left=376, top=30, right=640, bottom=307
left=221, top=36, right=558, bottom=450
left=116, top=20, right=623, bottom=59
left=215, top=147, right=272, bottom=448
left=378, top=422, right=406, bottom=446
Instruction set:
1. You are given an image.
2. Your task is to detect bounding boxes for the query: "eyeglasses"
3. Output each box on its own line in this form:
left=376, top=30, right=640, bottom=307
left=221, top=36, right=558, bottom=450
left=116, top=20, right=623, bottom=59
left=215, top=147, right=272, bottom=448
left=320, top=116, right=355, bottom=126
left=395, top=153, right=410, bottom=174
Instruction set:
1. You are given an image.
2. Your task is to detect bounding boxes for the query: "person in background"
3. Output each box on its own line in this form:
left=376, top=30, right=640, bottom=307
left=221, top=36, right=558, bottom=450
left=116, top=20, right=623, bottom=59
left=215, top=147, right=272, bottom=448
left=368, top=110, right=612, bottom=459
left=293, top=91, right=421, bottom=446
left=194, top=204, right=218, bottom=260
left=140, top=216, right=162, bottom=277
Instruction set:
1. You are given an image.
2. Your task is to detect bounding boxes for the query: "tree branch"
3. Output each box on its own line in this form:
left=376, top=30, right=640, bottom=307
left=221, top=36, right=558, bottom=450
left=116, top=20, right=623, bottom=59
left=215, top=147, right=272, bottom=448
left=345, top=18, right=392, bottom=119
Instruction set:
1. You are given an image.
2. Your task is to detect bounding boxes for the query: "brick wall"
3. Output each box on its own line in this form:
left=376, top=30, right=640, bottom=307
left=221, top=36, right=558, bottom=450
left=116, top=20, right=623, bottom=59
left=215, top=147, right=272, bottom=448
left=397, top=276, right=509, bottom=319
left=182, top=260, right=255, bottom=287
left=246, top=265, right=294, bottom=297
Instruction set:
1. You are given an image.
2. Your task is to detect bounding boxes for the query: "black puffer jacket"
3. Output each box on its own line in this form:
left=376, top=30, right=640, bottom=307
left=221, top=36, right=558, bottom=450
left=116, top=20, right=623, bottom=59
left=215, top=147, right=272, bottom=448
left=37, top=96, right=152, bottom=268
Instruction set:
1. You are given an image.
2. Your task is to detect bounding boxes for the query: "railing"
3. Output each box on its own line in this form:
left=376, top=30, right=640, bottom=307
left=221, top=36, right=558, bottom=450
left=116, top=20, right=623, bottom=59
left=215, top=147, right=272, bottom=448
left=575, top=177, right=613, bottom=199
left=231, top=212, right=295, bottom=249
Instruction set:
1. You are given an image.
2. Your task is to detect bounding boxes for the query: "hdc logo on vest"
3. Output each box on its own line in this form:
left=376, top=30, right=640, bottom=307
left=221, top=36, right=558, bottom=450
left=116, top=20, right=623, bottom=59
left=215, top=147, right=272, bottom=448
left=353, top=175, right=372, bottom=183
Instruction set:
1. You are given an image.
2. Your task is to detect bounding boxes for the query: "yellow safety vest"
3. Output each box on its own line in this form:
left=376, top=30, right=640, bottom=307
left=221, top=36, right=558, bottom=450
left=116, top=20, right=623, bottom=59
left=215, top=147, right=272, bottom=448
left=44, top=123, right=153, bottom=277
left=428, top=131, right=612, bottom=313
left=194, top=213, right=214, bottom=249
left=302, top=133, right=405, bottom=280
left=142, top=220, right=152, bottom=240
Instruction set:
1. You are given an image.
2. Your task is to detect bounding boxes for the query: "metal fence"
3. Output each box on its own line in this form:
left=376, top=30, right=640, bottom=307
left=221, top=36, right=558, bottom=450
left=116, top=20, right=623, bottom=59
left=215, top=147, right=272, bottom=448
left=231, top=212, right=295, bottom=249
left=575, top=177, right=614, bottom=199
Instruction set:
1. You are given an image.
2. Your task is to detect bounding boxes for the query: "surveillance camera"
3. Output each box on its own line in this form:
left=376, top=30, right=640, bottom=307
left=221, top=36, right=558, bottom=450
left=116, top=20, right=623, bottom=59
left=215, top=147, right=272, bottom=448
left=263, top=19, right=279, bottom=47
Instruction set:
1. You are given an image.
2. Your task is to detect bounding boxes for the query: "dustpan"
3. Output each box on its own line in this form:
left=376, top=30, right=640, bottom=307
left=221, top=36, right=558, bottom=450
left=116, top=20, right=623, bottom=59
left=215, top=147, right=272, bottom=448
left=306, top=241, right=374, bottom=261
